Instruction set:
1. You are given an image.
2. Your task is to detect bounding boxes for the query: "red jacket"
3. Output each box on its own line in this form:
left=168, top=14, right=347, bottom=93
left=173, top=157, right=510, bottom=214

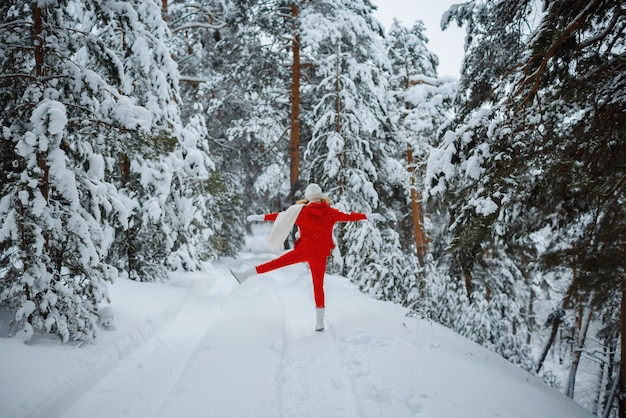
left=265, top=202, right=366, bottom=257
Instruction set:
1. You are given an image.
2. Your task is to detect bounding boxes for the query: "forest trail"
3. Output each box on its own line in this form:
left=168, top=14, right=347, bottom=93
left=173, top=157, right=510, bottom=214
left=53, top=228, right=367, bottom=418
left=274, top=269, right=361, bottom=418
left=58, top=285, right=225, bottom=418
left=6, top=225, right=593, bottom=418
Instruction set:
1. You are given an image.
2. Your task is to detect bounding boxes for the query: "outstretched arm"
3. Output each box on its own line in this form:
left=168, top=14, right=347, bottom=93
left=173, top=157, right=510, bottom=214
left=332, top=208, right=367, bottom=222
left=247, top=213, right=279, bottom=222
left=332, top=209, right=384, bottom=223
left=364, top=213, right=384, bottom=222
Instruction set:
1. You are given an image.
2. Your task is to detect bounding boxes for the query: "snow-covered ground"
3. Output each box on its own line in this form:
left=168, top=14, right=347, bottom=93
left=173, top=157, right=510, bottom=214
left=1, top=225, right=593, bottom=418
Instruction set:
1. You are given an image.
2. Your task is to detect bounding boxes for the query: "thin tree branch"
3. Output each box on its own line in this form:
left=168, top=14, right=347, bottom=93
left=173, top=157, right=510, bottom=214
left=260, top=126, right=290, bottom=157
left=579, top=8, right=624, bottom=49
left=515, top=0, right=601, bottom=106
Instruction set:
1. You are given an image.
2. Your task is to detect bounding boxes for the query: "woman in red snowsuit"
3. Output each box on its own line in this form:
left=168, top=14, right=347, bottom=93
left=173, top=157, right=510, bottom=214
left=230, top=184, right=375, bottom=331
left=257, top=196, right=366, bottom=309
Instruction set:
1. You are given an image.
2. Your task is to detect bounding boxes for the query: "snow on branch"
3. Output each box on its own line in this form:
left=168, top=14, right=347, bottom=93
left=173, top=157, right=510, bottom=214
left=179, top=76, right=209, bottom=84
left=172, top=22, right=226, bottom=33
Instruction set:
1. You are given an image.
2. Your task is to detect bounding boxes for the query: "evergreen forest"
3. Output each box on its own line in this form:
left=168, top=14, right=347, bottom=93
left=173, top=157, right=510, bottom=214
left=0, top=0, right=623, bottom=415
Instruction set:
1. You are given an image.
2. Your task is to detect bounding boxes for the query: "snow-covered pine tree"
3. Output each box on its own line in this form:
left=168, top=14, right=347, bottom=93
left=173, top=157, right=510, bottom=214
left=180, top=0, right=299, bottom=222
left=161, top=0, right=240, bottom=261
left=298, top=0, right=420, bottom=303
left=0, top=0, right=131, bottom=342
left=164, top=0, right=322, bottom=253
left=384, top=19, right=457, bottom=312
left=427, top=0, right=625, bottom=412
left=0, top=0, right=215, bottom=342
left=165, top=114, right=220, bottom=268
left=91, top=0, right=213, bottom=280
left=386, top=19, right=438, bottom=262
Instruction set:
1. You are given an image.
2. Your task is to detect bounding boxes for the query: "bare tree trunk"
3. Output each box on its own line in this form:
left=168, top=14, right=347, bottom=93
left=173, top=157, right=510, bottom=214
left=402, top=75, right=427, bottom=267
left=595, top=331, right=620, bottom=417
left=602, top=361, right=620, bottom=418
left=600, top=333, right=618, bottom=416
left=565, top=293, right=594, bottom=398
left=463, top=272, right=472, bottom=300
left=29, top=2, right=48, bottom=327
left=334, top=44, right=346, bottom=196
left=593, top=343, right=606, bottom=415
left=120, top=154, right=133, bottom=273
left=527, top=285, right=535, bottom=344
left=33, top=4, right=44, bottom=77
left=288, top=3, right=301, bottom=201
left=34, top=2, right=46, bottom=199
left=536, top=293, right=572, bottom=374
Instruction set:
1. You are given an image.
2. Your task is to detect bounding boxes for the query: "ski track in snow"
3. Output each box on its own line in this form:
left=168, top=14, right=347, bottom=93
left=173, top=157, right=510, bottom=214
left=18, top=277, right=201, bottom=418
left=153, top=256, right=286, bottom=418
left=58, top=290, right=225, bottom=418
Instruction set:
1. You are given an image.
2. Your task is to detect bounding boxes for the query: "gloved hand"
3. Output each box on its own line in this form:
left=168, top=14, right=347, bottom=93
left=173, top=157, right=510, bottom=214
left=246, top=214, right=264, bottom=222
left=366, top=213, right=384, bottom=222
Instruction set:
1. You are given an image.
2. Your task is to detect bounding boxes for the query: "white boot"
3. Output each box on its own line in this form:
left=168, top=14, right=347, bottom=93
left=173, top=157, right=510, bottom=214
left=315, top=308, right=325, bottom=331
left=230, top=267, right=256, bottom=284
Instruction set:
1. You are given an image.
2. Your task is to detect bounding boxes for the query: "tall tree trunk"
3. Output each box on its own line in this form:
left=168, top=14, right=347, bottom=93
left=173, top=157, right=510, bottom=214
left=406, top=148, right=426, bottom=267
left=334, top=44, right=346, bottom=195
left=33, top=3, right=44, bottom=77
left=620, top=281, right=626, bottom=417
left=404, top=75, right=427, bottom=267
left=30, top=2, right=48, bottom=326
left=120, top=154, right=133, bottom=273
left=289, top=3, right=301, bottom=201
left=463, top=272, right=472, bottom=300
left=527, top=283, right=535, bottom=344
left=595, top=331, right=617, bottom=417
left=33, top=2, right=49, bottom=254
left=602, top=363, right=620, bottom=418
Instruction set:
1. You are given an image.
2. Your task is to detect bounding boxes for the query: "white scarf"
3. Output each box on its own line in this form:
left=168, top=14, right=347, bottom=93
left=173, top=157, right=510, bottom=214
left=266, top=203, right=305, bottom=252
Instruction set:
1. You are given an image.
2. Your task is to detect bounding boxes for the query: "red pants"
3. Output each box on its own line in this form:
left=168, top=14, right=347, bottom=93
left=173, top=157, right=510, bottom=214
left=256, top=250, right=328, bottom=308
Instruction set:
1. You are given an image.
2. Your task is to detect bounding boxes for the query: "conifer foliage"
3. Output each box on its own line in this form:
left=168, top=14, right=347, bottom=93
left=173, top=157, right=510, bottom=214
left=0, top=0, right=212, bottom=342
left=427, top=0, right=625, bottom=413
left=298, top=0, right=419, bottom=301
left=2, top=2, right=622, bottom=415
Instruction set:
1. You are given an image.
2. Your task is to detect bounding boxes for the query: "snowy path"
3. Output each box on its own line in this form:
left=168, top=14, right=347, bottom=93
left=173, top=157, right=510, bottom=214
left=152, top=252, right=362, bottom=418
left=154, top=258, right=286, bottom=418
left=2, top=225, right=594, bottom=418
left=274, top=269, right=360, bottom=418
left=59, top=290, right=225, bottom=418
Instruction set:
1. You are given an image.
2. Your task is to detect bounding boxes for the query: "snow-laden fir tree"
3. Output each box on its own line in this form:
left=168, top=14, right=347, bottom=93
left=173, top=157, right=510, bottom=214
left=91, top=0, right=216, bottom=280
left=426, top=0, right=625, bottom=413
left=159, top=0, right=238, bottom=262
left=92, top=0, right=177, bottom=281
left=197, top=0, right=297, bottom=217
left=0, top=0, right=130, bottom=342
left=0, top=0, right=214, bottom=342
left=298, top=0, right=420, bottom=302
left=165, top=0, right=314, bottom=248
left=385, top=19, right=456, bottom=312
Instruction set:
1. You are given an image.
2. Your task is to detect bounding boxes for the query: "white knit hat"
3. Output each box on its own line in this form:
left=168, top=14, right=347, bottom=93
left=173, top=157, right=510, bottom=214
left=304, top=183, right=323, bottom=201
